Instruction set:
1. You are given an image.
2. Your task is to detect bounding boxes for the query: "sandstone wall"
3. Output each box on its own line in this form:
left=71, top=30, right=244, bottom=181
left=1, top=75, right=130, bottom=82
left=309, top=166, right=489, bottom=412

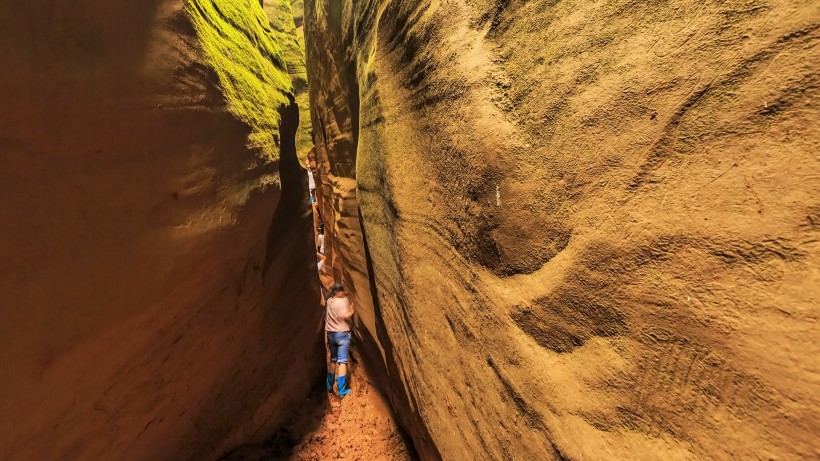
left=263, top=0, right=314, bottom=162
left=0, top=1, right=321, bottom=459
left=305, top=1, right=819, bottom=459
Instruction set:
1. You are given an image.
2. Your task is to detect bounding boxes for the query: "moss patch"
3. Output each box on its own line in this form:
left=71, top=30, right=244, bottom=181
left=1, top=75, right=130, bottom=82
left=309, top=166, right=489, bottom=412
left=263, top=0, right=314, bottom=164
left=186, top=0, right=294, bottom=160
left=290, top=0, right=304, bottom=25
left=290, top=0, right=313, bottom=165
left=263, top=0, right=306, bottom=80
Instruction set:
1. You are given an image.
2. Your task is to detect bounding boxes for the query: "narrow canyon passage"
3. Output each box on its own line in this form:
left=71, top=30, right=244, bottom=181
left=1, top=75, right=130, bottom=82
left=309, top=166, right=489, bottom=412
left=221, top=163, right=416, bottom=460
left=221, top=349, right=414, bottom=461
left=0, top=0, right=818, bottom=460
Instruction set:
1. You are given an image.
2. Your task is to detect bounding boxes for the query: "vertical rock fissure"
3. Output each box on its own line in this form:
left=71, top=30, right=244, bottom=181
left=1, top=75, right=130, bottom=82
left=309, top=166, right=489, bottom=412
left=301, top=1, right=435, bottom=458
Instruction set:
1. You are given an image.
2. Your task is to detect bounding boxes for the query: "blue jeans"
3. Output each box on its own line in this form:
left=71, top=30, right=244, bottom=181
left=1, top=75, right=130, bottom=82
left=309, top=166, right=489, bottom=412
left=327, top=331, right=351, bottom=364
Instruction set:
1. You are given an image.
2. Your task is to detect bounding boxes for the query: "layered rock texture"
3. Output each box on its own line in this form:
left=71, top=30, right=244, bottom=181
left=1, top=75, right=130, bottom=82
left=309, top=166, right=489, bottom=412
left=305, top=1, right=820, bottom=459
left=0, top=1, right=320, bottom=459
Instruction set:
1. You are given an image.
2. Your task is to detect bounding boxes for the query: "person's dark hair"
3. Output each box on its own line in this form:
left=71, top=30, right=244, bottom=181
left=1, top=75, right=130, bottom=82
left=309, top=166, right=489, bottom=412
left=325, top=283, right=345, bottom=302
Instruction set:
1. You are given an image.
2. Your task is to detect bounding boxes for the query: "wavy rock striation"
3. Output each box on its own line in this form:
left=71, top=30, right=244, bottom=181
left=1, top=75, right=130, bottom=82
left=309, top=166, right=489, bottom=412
left=0, top=1, right=320, bottom=460
left=305, top=1, right=819, bottom=459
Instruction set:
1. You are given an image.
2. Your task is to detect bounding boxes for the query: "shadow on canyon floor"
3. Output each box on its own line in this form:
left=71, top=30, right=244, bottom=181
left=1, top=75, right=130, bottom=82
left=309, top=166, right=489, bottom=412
left=219, top=353, right=416, bottom=461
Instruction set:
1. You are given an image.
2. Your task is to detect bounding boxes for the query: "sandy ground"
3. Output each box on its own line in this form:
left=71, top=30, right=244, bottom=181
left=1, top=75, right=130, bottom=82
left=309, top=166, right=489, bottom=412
left=285, top=355, right=414, bottom=461
left=221, top=352, right=414, bottom=461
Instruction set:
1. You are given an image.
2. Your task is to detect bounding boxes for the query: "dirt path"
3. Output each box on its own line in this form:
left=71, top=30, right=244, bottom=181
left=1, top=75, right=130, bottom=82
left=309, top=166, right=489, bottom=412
left=227, top=176, right=415, bottom=460
left=285, top=357, right=414, bottom=461
left=221, top=354, right=414, bottom=461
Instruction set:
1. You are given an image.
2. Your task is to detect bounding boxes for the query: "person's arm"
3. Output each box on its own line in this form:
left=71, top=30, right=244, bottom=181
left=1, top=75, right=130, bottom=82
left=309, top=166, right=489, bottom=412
left=346, top=298, right=355, bottom=319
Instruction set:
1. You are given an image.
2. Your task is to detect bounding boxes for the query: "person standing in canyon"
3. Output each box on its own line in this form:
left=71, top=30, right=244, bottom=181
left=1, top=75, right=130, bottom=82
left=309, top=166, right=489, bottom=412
left=316, top=251, right=326, bottom=274
left=307, top=153, right=318, bottom=204
left=307, top=165, right=316, bottom=203
left=325, top=283, right=355, bottom=397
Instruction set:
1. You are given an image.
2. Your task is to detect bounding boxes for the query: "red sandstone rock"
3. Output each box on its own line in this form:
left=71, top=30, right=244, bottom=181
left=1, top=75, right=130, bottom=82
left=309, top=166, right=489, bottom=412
left=0, top=1, right=322, bottom=459
left=305, top=1, right=820, bottom=459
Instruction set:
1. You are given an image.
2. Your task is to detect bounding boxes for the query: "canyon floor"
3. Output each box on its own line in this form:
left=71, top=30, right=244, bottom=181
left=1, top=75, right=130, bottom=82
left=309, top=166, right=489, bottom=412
left=222, top=354, right=414, bottom=461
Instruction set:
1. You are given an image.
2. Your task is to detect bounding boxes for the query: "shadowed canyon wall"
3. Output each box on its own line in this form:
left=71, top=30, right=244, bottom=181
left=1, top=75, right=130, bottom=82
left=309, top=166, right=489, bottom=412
left=0, top=1, right=321, bottom=459
left=305, top=1, right=819, bottom=459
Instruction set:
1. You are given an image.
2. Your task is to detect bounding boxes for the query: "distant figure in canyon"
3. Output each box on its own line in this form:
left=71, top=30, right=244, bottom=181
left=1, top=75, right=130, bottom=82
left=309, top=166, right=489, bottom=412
left=317, top=224, right=325, bottom=254
left=307, top=166, right=316, bottom=203
left=307, top=155, right=318, bottom=204
left=316, top=252, right=326, bottom=273
left=325, top=283, right=355, bottom=397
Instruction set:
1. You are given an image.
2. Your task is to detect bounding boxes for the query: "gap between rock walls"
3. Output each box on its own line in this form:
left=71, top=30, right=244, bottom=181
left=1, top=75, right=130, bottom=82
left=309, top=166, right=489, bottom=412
left=217, top=104, right=419, bottom=460
left=222, top=2, right=419, bottom=459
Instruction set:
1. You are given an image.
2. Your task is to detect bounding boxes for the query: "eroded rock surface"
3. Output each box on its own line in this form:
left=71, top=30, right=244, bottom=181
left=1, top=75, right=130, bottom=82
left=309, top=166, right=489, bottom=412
left=305, top=1, right=819, bottom=459
left=0, top=1, right=320, bottom=459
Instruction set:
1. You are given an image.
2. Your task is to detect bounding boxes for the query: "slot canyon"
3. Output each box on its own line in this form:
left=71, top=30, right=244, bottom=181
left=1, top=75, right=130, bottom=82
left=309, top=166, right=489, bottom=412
left=0, top=0, right=817, bottom=460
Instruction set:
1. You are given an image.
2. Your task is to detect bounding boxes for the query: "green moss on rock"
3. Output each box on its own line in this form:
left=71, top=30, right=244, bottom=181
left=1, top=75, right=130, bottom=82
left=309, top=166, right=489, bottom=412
left=264, top=0, right=307, bottom=81
left=263, top=0, right=314, bottom=164
left=290, top=0, right=304, bottom=25
left=187, top=0, right=294, bottom=160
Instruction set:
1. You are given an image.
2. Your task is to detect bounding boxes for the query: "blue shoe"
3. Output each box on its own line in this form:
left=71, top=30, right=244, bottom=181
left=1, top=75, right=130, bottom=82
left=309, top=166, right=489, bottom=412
left=337, top=375, right=351, bottom=397
left=326, top=372, right=335, bottom=392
